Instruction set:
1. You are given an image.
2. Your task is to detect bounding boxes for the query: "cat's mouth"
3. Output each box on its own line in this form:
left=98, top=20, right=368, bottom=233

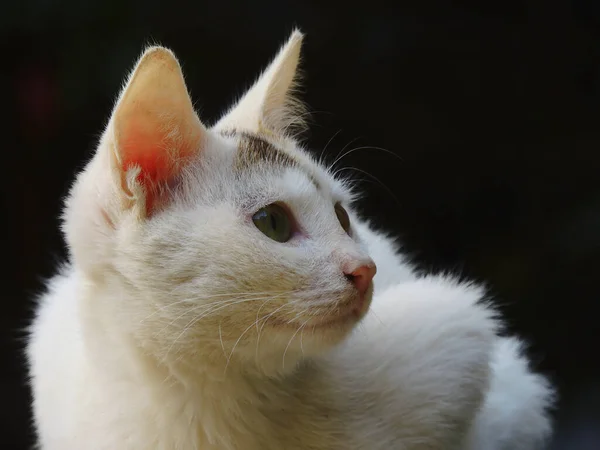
left=267, top=288, right=373, bottom=331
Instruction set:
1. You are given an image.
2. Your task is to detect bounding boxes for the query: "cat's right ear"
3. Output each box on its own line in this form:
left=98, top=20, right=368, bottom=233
left=213, top=30, right=305, bottom=137
left=108, top=46, right=206, bottom=217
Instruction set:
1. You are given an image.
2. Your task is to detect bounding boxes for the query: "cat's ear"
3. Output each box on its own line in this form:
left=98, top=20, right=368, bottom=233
left=214, top=29, right=306, bottom=136
left=110, top=46, right=206, bottom=215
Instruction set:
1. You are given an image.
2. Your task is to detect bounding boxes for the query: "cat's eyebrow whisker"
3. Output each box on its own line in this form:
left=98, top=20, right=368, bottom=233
left=329, top=136, right=360, bottom=172
left=318, top=129, right=342, bottom=165
left=329, top=145, right=403, bottom=174
left=279, top=108, right=333, bottom=137
left=333, top=166, right=401, bottom=208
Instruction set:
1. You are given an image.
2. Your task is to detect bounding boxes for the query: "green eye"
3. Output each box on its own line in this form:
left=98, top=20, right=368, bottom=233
left=335, top=203, right=351, bottom=234
left=252, top=203, right=293, bottom=243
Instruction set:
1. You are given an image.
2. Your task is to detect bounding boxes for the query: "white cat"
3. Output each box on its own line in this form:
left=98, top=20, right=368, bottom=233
left=27, top=30, right=554, bottom=449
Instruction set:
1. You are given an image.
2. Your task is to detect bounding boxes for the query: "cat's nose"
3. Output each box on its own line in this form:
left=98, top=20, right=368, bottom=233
left=344, top=263, right=377, bottom=297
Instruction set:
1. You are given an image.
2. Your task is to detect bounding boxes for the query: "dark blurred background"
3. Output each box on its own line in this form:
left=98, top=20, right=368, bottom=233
left=3, top=0, right=600, bottom=448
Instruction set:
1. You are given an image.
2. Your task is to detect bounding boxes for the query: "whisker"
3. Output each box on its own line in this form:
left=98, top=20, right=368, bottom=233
left=299, top=322, right=307, bottom=357
left=258, top=302, right=289, bottom=336
left=285, top=306, right=311, bottom=324
left=255, top=302, right=293, bottom=363
left=330, top=145, right=403, bottom=173
left=282, top=319, right=307, bottom=371
left=329, top=136, right=361, bottom=171
left=161, top=296, right=286, bottom=360
left=255, top=298, right=278, bottom=361
left=155, top=293, right=289, bottom=338
left=226, top=302, right=292, bottom=376
left=219, top=321, right=227, bottom=362
left=318, top=129, right=342, bottom=165
left=370, top=308, right=385, bottom=326
left=141, top=290, right=290, bottom=324
left=255, top=298, right=274, bottom=333
left=334, top=166, right=401, bottom=208
left=155, top=298, right=242, bottom=338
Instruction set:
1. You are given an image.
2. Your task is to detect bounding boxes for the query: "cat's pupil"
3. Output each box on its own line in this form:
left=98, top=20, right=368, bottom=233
left=252, top=203, right=293, bottom=243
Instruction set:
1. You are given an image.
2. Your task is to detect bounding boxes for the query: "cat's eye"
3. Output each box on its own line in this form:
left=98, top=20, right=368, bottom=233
left=335, top=203, right=351, bottom=234
left=252, top=203, right=293, bottom=243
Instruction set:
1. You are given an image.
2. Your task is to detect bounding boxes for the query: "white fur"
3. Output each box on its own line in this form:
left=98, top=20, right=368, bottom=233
left=27, top=30, right=554, bottom=449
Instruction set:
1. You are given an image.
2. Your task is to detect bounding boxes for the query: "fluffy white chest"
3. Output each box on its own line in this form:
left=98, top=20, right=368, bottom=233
left=29, top=270, right=551, bottom=450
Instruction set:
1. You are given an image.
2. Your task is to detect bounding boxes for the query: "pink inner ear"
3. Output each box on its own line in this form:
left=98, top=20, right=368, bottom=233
left=113, top=46, right=204, bottom=216
left=118, top=115, right=200, bottom=214
left=121, top=123, right=173, bottom=185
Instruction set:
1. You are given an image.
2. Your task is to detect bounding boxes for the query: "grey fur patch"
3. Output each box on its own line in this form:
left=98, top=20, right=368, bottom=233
left=221, top=130, right=320, bottom=190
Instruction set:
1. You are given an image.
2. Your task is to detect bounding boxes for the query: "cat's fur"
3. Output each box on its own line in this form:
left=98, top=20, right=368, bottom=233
left=27, top=30, right=554, bottom=449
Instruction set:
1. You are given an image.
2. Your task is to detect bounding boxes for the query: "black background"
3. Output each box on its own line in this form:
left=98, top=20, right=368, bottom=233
left=2, top=1, right=600, bottom=448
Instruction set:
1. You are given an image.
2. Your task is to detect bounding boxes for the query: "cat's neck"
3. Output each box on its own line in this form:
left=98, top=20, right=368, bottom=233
left=105, top=324, right=315, bottom=448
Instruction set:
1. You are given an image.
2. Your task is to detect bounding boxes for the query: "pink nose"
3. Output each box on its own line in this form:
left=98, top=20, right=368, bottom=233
left=345, top=264, right=377, bottom=297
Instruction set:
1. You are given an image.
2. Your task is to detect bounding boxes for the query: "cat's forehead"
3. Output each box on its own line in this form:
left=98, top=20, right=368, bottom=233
left=218, top=129, right=350, bottom=202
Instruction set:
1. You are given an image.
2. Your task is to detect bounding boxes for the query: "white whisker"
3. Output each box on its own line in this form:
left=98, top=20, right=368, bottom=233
left=141, top=290, right=289, bottom=324
left=329, top=137, right=361, bottom=171
left=318, top=129, right=342, bottom=165
left=282, top=317, right=310, bottom=370
left=219, top=322, right=227, bottom=363
left=333, top=166, right=401, bottom=208
left=162, top=296, right=285, bottom=361
left=225, top=303, right=290, bottom=376
left=329, top=145, right=403, bottom=173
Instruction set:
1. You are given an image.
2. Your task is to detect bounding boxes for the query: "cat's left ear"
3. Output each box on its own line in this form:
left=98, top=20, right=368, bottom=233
left=213, top=29, right=306, bottom=136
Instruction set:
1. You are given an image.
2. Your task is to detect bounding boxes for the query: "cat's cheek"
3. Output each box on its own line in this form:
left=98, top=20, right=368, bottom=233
left=100, top=209, right=116, bottom=229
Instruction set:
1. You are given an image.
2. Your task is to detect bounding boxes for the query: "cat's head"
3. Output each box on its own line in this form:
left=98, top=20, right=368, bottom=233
left=64, top=30, right=376, bottom=375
